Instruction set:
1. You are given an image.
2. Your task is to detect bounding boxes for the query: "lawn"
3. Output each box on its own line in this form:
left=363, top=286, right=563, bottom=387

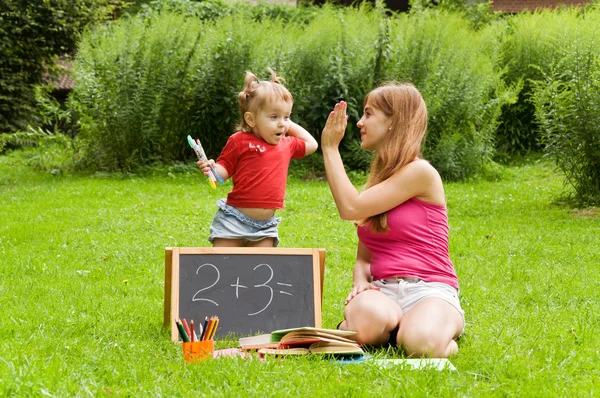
left=0, top=153, right=598, bottom=396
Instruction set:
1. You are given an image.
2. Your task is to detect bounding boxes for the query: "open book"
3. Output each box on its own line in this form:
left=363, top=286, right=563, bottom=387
left=259, top=342, right=364, bottom=356
left=239, top=327, right=364, bottom=356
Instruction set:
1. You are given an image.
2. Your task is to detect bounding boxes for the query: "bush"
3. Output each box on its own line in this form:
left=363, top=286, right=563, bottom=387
left=496, top=6, right=600, bottom=155
left=381, top=11, right=511, bottom=180
left=284, top=4, right=381, bottom=144
left=0, top=127, right=76, bottom=172
left=71, top=12, right=207, bottom=171
left=410, top=0, right=497, bottom=30
left=71, top=4, right=509, bottom=180
left=140, top=0, right=318, bottom=24
left=70, top=5, right=381, bottom=170
left=532, top=52, right=600, bottom=206
left=139, top=0, right=236, bottom=20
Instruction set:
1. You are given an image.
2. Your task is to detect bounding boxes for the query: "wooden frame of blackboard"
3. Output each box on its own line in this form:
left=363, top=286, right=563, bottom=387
left=164, top=247, right=326, bottom=341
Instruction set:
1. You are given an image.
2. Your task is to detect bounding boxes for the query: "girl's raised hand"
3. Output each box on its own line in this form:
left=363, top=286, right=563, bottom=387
left=321, top=101, right=348, bottom=149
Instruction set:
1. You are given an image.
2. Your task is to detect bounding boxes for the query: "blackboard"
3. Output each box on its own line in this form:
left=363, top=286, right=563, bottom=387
left=164, top=247, right=325, bottom=341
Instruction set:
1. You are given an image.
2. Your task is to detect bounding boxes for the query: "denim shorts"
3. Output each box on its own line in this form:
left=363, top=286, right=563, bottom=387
left=373, top=277, right=465, bottom=331
left=208, top=199, right=281, bottom=246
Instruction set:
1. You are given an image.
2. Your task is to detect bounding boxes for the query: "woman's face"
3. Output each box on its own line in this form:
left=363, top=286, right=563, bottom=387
left=356, top=100, right=392, bottom=151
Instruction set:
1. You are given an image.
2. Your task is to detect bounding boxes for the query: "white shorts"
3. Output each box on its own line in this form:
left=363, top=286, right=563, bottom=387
left=373, top=278, right=465, bottom=327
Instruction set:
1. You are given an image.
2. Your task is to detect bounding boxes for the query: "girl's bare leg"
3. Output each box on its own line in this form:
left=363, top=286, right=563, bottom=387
left=213, top=238, right=244, bottom=247
left=245, top=238, right=274, bottom=247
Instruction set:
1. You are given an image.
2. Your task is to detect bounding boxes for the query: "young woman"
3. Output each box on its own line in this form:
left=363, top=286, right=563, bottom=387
left=321, top=83, right=464, bottom=358
left=198, top=68, right=318, bottom=247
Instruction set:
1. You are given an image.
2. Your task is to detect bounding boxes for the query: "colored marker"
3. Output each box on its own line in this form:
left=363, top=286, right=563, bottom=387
left=196, top=323, right=204, bottom=341
left=187, top=135, right=224, bottom=188
left=195, top=138, right=225, bottom=184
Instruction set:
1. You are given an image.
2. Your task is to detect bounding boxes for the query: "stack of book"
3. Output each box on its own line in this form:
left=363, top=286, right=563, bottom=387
left=239, top=327, right=364, bottom=357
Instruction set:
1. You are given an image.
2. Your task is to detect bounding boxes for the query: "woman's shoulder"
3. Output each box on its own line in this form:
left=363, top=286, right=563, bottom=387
left=403, top=158, right=441, bottom=180
left=400, top=159, right=445, bottom=205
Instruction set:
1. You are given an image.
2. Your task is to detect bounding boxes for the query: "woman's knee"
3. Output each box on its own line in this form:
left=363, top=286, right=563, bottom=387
left=344, top=294, right=401, bottom=345
left=398, top=324, right=455, bottom=358
left=345, top=293, right=400, bottom=327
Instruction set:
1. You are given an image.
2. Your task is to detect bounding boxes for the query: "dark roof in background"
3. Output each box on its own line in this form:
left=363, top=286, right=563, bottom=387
left=43, top=56, right=74, bottom=92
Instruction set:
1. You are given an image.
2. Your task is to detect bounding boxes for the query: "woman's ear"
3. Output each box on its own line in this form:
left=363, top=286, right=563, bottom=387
left=244, top=112, right=255, bottom=128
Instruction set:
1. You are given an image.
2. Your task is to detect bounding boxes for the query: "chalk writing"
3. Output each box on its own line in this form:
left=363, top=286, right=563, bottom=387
left=191, top=262, right=293, bottom=316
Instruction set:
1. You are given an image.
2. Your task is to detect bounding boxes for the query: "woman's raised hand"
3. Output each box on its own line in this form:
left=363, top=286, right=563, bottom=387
left=321, top=101, right=348, bottom=149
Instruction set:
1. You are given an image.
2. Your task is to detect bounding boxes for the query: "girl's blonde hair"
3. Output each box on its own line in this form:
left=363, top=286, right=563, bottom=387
left=358, top=82, right=428, bottom=233
left=237, top=68, right=293, bottom=132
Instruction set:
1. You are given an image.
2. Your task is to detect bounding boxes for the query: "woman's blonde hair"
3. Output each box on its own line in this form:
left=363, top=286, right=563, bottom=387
left=358, top=82, right=428, bottom=233
left=237, top=68, right=293, bottom=132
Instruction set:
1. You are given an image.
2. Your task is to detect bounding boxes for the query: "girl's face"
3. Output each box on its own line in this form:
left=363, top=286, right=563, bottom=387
left=357, top=100, right=392, bottom=151
left=245, top=100, right=293, bottom=145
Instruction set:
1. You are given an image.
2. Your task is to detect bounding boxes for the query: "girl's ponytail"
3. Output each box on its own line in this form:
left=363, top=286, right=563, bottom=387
left=236, top=68, right=293, bottom=133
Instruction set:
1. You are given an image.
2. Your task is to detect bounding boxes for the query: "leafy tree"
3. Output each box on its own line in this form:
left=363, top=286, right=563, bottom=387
left=0, top=0, right=129, bottom=133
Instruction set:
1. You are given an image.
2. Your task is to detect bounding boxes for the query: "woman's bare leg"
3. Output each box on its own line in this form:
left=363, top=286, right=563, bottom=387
left=339, top=289, right=403, bottom=346
left=397, top=297, right=464, bottom=358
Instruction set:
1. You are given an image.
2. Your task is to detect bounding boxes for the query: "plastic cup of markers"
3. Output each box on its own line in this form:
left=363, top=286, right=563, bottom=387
left=182, top=340, right=214, bottom=363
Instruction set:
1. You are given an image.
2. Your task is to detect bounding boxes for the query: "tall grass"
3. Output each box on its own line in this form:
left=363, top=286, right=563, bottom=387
left=383, top=11, right=510, bottom=180
left=497, top=6, right=600, bottom=155
left=72, top=13, right=207, bottom=170
left=532, top=49, right=600, bottom=206
left=284, top=5, right=381, bottom=142
left=70, top=5, right=509, bottom=181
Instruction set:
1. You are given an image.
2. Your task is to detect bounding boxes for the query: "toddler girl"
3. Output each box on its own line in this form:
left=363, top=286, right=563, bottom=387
left=197, top=68, right=318, bottom=247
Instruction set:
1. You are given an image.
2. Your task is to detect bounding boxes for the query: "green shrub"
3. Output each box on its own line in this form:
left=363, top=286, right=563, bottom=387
left=497, top=7, right=600, bottom=155
left=71, top=5, right=508, bottom=180
left=70, top=6, right=381, bottom=170
left=410, top=0, right=497, bottom=30
left=140, top=0, right=236, bottom=20
left=140, top=0, right=318, bottom=24
left=186, top=15, right=281, bottom=156
left=532, top=52, right=600, bottom=206
left=71, top=13, right=207, bottom=171
left=382, top=11, right=511, bottom=180
left=0, top=127, right=76, bottom=172
left=284, top=4, right=380, bottom=144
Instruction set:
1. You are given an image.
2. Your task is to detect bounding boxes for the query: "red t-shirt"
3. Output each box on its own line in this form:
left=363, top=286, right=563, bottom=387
left=216, top=132, right=306, bottom=209
left=357, top=197, right=459, bottom=289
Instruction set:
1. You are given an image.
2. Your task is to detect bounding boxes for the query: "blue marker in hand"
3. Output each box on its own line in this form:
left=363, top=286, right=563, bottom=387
left=187, top=135, right=224, bottom=188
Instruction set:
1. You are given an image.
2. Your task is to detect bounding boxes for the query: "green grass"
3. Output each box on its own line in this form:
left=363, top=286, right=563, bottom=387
left=1, top=154, right=599, bottom=396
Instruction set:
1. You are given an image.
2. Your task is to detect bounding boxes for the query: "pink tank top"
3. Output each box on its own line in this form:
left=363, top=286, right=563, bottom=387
left=357, top=197, right=458, bottom=289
